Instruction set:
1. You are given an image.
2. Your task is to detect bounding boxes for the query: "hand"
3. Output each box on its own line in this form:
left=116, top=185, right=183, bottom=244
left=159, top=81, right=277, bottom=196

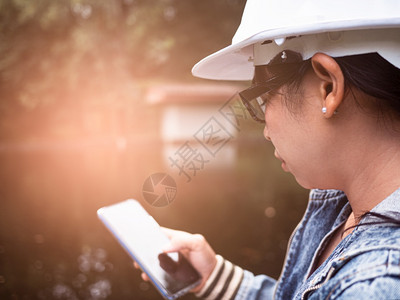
left=134, top=227, right=217, bottom=293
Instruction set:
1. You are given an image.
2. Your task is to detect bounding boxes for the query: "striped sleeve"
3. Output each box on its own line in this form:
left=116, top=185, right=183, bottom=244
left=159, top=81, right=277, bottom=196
left=195, top=255, right=244, bottom=300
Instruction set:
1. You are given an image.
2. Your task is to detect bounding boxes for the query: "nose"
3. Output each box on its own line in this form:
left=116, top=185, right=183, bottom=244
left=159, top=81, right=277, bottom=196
left=263, top=126, right=271, bottom=141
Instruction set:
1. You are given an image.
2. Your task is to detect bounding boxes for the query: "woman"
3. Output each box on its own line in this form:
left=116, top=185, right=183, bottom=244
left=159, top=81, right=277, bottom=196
left=140, top=0, right=400, bottom=299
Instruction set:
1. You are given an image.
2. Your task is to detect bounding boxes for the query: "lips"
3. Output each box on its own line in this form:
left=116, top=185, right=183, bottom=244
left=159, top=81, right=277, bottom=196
left=274, top=150, right=284, bottom=163
left=274, top=150, right=288, bottom=171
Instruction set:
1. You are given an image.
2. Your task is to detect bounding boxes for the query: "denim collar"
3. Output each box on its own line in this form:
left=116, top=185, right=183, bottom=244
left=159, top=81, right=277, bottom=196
left=367, top=187, right=400, bottom=220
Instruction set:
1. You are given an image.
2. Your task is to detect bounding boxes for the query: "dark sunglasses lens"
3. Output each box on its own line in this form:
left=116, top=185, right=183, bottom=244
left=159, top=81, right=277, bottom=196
left=247, top=97, right=265, bottom=122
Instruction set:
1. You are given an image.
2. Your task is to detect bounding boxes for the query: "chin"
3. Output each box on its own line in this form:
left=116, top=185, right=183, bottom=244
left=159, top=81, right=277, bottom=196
left=292, top=176, right=318, bottom=190
left=292, top=172, right=335, bottom=191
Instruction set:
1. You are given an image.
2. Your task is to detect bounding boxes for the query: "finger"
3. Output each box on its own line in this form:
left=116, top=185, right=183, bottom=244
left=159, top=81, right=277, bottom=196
left=161, top=227, right=188, bottom=252
left=133, top=262, right=140, bottom=269
left=161, top=227, right=182, bottom=239
left=163, top=232, right=206, bottom=253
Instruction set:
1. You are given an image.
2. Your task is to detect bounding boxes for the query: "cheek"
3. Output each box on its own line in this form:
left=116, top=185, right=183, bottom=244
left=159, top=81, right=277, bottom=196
left=270, top=121, right=315, bottom=168
left=263, top=102, right=284, bottom=140
left=263, top=98, right=315, bottom=161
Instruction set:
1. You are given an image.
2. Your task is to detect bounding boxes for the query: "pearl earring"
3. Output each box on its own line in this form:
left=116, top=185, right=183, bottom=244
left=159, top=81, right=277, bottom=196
left=281, top=51, right=287, bottom=61
left=322, top=107, right=327, bottom=114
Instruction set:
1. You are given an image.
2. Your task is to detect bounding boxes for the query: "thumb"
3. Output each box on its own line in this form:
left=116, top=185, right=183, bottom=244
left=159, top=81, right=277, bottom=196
left=162, top=234, right=195, bottom=253
left=162, top=242, right=179, bottom=253
left=161, top=228, right=205, bottom=253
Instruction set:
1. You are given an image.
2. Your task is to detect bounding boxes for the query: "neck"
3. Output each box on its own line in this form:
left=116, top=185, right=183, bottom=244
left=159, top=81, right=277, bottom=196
left=341, top=136, right=400, bottom=220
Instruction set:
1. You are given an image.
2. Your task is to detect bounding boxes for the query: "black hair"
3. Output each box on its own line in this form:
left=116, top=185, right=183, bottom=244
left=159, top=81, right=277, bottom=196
left=255, top=52, right=400, bottom=122
left=335, top=53, right=400, bottom=121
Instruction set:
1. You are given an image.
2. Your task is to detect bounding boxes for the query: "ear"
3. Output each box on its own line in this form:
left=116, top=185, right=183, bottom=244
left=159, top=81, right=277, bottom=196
left=311, top=53, right=345, bottom=118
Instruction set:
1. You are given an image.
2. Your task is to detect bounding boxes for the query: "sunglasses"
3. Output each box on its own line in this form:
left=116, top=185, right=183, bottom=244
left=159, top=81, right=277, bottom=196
left=238, top=77, right=279, bottom=123
left=238, top=50, right=303, bottom=124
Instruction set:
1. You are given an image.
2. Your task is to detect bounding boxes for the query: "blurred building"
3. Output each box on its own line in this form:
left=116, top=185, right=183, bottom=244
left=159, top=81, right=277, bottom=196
left=146, top=83, right=247, bottom=173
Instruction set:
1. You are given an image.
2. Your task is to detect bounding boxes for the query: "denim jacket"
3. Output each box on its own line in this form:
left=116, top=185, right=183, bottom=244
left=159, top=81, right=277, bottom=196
left=196, top=188, right=400, bottom=300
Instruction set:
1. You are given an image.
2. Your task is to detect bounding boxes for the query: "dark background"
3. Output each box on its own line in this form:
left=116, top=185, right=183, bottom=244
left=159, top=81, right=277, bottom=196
left=0, top=1, right=308, bottom=299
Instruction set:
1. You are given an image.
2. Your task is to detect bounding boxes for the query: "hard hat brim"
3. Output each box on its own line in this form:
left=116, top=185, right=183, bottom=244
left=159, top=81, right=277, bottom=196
left=192, top=21, right=400, bottom=81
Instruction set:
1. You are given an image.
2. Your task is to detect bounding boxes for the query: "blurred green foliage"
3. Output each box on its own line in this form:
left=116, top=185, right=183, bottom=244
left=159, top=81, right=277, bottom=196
left=0, top=0, right=245, bottom=114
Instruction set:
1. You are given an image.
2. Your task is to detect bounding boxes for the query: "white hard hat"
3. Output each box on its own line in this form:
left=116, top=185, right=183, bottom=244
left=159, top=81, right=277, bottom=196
left=192, top=0, right=400, bottom=81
